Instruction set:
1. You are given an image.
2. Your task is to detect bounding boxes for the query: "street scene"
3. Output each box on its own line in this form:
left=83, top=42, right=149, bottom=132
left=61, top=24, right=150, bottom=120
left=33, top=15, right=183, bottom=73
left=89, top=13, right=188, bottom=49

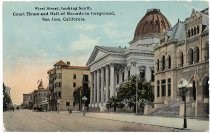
left=3, top=110, right=209, bottom=132
left=3, top=1, right=209, bottom=132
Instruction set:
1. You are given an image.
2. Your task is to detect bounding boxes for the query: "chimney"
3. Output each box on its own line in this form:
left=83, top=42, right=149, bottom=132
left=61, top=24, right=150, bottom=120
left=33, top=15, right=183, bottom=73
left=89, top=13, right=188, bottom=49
left=67, top=61, right=70, bottom=66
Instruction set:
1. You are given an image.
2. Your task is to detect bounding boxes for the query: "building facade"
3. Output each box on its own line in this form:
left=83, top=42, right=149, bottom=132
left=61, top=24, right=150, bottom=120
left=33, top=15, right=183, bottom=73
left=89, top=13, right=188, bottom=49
left=32, top=80, right=50, bottom=111
left=86, top=9, right=171, bottom=111
left=47, top=60, right=90, bottom=111
left=153, top=8, right=209, bottom=117
left=23, top=94, right=30, bottom=108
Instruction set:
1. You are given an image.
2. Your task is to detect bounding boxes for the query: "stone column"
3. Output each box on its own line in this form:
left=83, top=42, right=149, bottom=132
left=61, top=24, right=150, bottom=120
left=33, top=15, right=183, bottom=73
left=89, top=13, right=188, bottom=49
left=101, top=67, right=104, bottom=103
left=110, top=64, right=115, bottom=97
left=105, top=66, right=109, bottom=102
left=145, top=66, right=151, bottom=81
left=97, top=69, right=100, bottom=104
left=90, top=73, right=93, bottom=104
left=93, top=71, right=97, bottom=104
left=119, top=69, right=122, bottom=84
left=124, top=67, right=128, bottom=80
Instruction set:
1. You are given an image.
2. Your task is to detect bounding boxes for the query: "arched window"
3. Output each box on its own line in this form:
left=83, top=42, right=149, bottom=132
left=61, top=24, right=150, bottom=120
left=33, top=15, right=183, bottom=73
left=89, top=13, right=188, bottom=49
left=202, top=77, right=209, bottom=99
left=157, top=59, right=159, bottom=71
left=162, top=56, right=165, bottom=70
left=155, top=21, right=159, bottom=32
left=194, top=46, right=199, bottom=63
left=179, top=51, right=184, bottom=67
left=197, top=25, right=199, bottom=34
left=194, top=27, right=196, bottom=35
left=191, top=28, right=194, bottom=37
left=188, top=29, right=191, bottom=38
left=188, top=48, right=194, bottom=65
left=204, top=43, right=209, bottom=61
left=168, top=55, right=171, bottom=69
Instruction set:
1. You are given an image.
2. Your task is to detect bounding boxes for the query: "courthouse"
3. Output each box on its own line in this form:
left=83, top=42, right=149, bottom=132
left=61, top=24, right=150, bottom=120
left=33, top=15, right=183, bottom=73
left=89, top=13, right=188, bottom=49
left=87, top=7, right=209, bottom=117
left=87, top=9, right=171, bottom=111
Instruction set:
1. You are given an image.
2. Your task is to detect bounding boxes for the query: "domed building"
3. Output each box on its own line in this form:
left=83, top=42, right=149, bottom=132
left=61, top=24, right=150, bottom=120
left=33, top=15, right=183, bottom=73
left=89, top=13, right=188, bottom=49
left=86, top=9, right=171, bottom=111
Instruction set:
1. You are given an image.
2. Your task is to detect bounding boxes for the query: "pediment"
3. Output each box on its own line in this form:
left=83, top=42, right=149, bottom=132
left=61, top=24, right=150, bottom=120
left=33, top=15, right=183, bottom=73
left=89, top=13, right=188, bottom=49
left=93, top=50, right=106, bottom=62
left=86, top=46, right=108, bottom=65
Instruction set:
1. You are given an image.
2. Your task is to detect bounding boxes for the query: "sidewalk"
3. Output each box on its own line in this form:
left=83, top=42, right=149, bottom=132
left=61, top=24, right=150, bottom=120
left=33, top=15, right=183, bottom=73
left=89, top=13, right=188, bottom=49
left=66, top=111, right=209, bottom=132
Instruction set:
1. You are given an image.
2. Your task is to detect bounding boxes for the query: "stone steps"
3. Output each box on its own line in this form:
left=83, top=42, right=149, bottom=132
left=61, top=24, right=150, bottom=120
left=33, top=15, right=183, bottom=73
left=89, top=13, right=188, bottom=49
left=151, top=102, right=182, bottom=117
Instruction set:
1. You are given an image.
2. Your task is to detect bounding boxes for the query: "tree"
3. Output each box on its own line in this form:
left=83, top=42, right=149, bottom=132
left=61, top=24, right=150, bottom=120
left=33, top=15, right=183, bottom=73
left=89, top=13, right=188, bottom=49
left=117, top=75, right=154, bottom=112
left=73, top=86, right=90, bottom=111
left=107, top=95, right=120, bottom=112
left=3, top=83, right=12, bottom=111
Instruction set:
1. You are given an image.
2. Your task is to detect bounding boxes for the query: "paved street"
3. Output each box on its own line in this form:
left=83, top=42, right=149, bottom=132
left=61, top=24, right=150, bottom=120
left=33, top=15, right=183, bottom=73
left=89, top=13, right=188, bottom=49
left=3, top=110, right=209, bottom=132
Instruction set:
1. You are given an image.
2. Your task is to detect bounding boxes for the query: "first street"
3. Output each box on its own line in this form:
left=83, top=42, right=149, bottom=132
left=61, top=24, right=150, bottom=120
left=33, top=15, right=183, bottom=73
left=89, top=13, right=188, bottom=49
left=3, top=110, right=209, bottom=132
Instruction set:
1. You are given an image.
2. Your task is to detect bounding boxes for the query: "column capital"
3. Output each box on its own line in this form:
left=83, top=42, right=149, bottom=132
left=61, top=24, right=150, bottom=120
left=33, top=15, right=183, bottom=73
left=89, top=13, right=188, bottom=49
left=149, top=66, right=154, bottom=70
left=126, top=66, right=131, bottom=70
left=110, top=63, right=115, bottom=67
left=131, top=61, right=137, bottom=67
left=139, top=66, right=146, bottom=71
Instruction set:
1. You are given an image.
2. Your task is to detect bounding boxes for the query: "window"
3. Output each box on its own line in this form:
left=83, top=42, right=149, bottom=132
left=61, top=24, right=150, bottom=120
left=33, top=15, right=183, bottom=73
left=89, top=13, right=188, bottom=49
left=194, top=46, right=199, bottom=63
left=157, top=81, right=160, bottom=97
left=157, top=59, right=159, bottom=71
left=128, top=70, right=130, bottom=79
left=205, top=43, right=209, bottom=61
left=58, top=91, right=61, bottom=99
left=179, top=51, right=184, bottom=67
left=168, top=78, right=171, bottom=96
left=168, top=55, right=171, bottom=69
left=188, top=29, right=190, bottom=38
left=73, top=82, right=76, bottom=87
left=117, top=73, right=119, bottom=84
left=161, top=79, right=166, bottom=97
left=151, top=70, right=155, bottom=82
left=191, top=28, right=193, bottom=37
left=197, top=25, right=199, bottom=34
left=59, top=73, right=62, bottom=79
left=140, top=69, right=145, bottom=80
left=194, top=27, right=196, bottom=36
left=162, top=56, right=165, bottom=70
left=58, top=82, right=62, bottom=87
left=83, top=75, right=88, bottom=82
left=122, top=72, right=124, bottom=81
left=66, top=102, right=70, bottom=106
left=188, top=48, right=193, bottom=65
left=73, top=74, right=76, bottom=79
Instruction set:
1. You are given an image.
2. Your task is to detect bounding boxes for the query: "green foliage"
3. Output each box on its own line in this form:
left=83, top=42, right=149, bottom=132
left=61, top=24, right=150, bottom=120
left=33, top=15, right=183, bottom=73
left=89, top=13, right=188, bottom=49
left=116, top=75, right=154, bottom=111
left=107, top=95, right=120, bottom=112
left=73, top=86, right=90, bottom=109
left=3, top=83, right=12, bottom=111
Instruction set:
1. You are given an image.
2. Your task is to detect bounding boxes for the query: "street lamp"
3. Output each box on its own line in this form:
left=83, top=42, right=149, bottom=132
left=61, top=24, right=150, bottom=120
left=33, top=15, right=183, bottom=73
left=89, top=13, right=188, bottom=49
left=57, top=99, right=60, bottom=113
left=82, top=96, right=88, bottom=116
left=178, top=78, right=192, bottom=128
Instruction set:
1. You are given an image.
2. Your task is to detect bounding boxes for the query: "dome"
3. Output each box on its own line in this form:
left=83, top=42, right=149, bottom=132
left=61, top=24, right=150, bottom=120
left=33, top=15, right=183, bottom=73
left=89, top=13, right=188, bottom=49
left=134, top=9, right=171, bottom=39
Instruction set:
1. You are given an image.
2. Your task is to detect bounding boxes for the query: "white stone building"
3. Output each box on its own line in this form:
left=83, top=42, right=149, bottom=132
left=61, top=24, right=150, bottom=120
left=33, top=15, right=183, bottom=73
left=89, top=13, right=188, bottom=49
left=86, top=9, right=171, bottom=111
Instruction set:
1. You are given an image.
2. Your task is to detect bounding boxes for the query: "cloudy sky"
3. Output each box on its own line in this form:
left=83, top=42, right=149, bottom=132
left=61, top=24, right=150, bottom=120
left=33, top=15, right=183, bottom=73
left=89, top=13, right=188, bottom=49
left=3, top=1, right=208, bottom=104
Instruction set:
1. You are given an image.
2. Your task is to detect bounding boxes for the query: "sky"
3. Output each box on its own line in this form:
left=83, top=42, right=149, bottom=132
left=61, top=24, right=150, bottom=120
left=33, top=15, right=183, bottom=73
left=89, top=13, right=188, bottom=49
left=2, top=1, right=208, bottom=105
